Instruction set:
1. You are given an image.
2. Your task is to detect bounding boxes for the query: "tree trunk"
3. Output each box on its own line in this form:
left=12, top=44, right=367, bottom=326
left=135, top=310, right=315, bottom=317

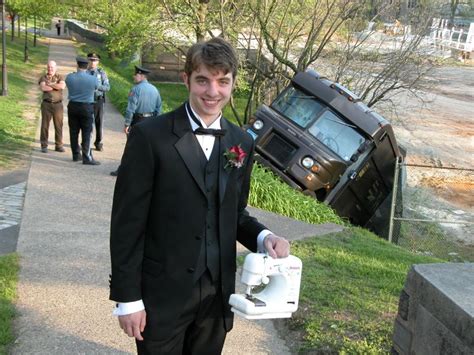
left=33, top=15, right=37, bottom=47
left=196, top=0, right=209, bottom=42
left=24, top=17, right=28, bottom=62
left=18, top=15, right=20, bottom=37
left=10, top=14, right=15, bottom=40
left=450, top=0, right=459, bottom=27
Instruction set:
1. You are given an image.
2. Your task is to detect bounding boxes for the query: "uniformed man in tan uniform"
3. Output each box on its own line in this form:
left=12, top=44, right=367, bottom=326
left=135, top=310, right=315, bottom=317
left=38, top=60, right=66, bottom=153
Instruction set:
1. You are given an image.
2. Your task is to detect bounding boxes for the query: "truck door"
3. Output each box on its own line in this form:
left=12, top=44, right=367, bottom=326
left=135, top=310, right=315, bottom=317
left=330, top=130, right=398, bottom=229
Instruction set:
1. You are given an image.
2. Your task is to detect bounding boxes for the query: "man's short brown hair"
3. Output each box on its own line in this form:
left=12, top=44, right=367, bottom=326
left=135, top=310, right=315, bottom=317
left=184, top=37, right=238, bottom=80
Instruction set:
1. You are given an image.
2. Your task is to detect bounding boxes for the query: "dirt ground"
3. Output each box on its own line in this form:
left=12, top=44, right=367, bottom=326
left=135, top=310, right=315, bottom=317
left=387, top=65, right=474, bottom=246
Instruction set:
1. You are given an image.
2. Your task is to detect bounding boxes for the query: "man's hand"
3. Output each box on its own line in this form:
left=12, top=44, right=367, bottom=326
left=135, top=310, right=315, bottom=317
left=118, top=310, right=146, bottom=341
left=264, top=234, right=290, bottom=258
left=123, top=125, right=130, bottom=135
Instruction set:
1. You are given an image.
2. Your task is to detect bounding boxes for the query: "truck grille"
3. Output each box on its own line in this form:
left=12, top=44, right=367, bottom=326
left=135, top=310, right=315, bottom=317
left=262, top=132, right=297, bottom=167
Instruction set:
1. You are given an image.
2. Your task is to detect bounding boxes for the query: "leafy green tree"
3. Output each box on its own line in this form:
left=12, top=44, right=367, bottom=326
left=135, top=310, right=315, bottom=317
left=71, top=0, right=163, bottom=58
left=7, top=0, right=65, bottom=59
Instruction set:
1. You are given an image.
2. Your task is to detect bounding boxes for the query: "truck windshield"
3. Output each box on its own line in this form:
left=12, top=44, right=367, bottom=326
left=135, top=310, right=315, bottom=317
left=272, top=87, right=366, bottom=161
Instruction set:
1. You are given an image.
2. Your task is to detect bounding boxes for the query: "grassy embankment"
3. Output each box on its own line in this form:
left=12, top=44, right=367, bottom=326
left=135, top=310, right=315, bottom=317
left=0, top=34, right=49, bottom=354
left=0, top=34, right=48, bottom=168
left=81, top=45, right=442, bottom=353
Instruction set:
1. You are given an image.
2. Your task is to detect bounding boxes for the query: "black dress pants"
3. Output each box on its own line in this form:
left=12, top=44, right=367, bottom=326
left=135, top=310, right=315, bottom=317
left=93, top=97, right=105, bottom=148
left=136, top=271, right=227, bottom=355
left=67, top=102, right=94, bottom=161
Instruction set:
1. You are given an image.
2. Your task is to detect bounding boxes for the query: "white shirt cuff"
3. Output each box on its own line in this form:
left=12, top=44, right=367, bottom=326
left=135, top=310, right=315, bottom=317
left=257, top=229, right=273, bottom=253
left=113, top=300, right=145, bottom=316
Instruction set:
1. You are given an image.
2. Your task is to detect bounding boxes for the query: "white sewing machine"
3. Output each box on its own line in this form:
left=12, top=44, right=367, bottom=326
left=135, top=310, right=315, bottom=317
left=229, top=253, right=302, bottom=319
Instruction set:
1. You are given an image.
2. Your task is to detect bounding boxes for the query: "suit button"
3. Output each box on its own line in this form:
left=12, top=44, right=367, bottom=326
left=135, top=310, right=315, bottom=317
left=195, top=236, right=202, bottom=240
left=187, top=267, right=195, bottom=273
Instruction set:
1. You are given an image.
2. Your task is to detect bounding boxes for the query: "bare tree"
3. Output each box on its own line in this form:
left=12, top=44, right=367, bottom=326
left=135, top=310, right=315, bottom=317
left=232, top=0, right=367, bottom=123
left=327, top=1, right=439, bottom=114
left=449, top=0, right=460, bottom=25
left=233, top=0, right=441, bottom=124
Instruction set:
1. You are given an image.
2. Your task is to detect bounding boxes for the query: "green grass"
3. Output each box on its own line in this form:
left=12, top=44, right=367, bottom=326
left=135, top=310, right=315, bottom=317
left=0, top=254, right=19, bottom=354
left=289, top=227, right=441, bottom=353
left=0, top=34, right=49, bottom=168
left=398, top=220, right=474, bottom=262
left=250, top=164, right=343, bottom=225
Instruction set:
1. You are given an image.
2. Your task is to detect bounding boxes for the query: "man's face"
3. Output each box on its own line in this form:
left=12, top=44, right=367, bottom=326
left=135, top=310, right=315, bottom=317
left=47, top=62, right=56, bottom=76
left=88, top=58, right=99, bottom=70
left=133, top=73, right=145, bottom=83
left=183, top=65, right=234, bottom=124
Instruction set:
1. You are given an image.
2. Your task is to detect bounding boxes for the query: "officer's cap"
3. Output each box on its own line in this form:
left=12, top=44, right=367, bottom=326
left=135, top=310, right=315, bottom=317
left=135, top=66, right=151, bottom=75
left=87, top=52, right=101, bottom=61
left=76, top=56, right=89, bottom=65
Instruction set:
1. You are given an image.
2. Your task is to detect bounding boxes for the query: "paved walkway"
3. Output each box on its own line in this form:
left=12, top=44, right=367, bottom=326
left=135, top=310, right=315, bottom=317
left=8, top=35, right=344, bottom=354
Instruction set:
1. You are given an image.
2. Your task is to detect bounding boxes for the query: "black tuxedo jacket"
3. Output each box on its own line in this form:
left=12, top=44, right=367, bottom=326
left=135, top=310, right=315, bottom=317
left=110, top=104, right=266, bottom=340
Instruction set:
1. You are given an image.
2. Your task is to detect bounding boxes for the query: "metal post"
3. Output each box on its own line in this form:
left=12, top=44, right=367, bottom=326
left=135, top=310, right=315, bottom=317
left=1, top=0, right=7, bottom=96
left=388, top=157, right=401, bottom=243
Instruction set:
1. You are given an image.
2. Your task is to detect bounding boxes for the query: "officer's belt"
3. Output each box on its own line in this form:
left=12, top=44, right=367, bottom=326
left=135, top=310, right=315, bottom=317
left=135, top=112, right=154, bottom=118
left=43, top=99, right=62, bottom=104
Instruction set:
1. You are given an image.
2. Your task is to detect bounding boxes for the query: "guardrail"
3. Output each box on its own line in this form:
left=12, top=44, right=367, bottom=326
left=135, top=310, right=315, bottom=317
left=65, top=19, right=105, bottom=43
left=430, top=18, right=474, bottom=53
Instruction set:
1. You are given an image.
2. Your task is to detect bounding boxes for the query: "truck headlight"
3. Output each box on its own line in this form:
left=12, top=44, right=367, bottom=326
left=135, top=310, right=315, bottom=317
left=301, top=157, right=314, bottom=169
left=253, top=119, right=264, bottom=130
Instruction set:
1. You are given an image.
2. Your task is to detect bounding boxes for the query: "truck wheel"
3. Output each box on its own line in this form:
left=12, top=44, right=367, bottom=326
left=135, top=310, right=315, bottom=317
left=302, top=189, right=316, bottom=199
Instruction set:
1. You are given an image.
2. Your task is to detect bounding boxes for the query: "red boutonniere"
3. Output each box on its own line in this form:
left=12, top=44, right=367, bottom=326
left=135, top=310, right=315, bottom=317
left=224, top=144, right=247, bottom=169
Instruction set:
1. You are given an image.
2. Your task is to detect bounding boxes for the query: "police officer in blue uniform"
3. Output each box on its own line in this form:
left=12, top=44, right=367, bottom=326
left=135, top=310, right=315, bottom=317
left=110, top=65, right=161, bottom=176
left=65, top=57, right=100, bottom=165
left=87, top=53, right=110, bottom=152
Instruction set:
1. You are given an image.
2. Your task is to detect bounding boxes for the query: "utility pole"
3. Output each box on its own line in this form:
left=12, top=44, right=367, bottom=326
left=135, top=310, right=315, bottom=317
left=1, top=0, right=7, bottom=96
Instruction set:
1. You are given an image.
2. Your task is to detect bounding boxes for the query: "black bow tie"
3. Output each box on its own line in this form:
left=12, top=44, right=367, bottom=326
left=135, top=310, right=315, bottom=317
left=185, top=101, right=226, bottom=137
left=194, top=127, right=227, bottom=137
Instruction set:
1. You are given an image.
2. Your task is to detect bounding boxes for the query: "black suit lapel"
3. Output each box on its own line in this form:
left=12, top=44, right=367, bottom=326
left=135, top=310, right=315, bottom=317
left=219, top=119, right=236, bottom=205
left=173, top=105, right=207, bottom=197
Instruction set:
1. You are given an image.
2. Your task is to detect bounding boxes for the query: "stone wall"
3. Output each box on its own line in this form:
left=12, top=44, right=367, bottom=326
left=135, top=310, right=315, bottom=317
left=392, top=263, right=474, bottom=354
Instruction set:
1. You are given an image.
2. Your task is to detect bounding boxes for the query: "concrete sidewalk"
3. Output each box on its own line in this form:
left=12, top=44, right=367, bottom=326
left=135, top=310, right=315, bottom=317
left=11, top=37, right=343, bottom=354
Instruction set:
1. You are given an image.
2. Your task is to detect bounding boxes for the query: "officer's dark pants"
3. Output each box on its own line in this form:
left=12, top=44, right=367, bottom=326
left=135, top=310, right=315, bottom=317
left=67, top=102, right=94, bottom=162
left=112, top=114, right=154, bottom=174
left=40, top=100, right=63, bottom=149
left=93, top=97, right=104, bottom=148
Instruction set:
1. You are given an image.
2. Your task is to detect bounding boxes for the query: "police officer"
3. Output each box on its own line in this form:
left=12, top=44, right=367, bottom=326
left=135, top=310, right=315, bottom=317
left=87, top=52, right=110, bottom=151
left=110, top=65, right=161, bottom=176
left=65, top=57, right=100, bottom=165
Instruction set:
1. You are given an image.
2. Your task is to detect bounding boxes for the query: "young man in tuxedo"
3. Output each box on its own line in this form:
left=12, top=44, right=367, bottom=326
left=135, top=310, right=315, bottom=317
left=110, top=37, right=290, bottom=354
